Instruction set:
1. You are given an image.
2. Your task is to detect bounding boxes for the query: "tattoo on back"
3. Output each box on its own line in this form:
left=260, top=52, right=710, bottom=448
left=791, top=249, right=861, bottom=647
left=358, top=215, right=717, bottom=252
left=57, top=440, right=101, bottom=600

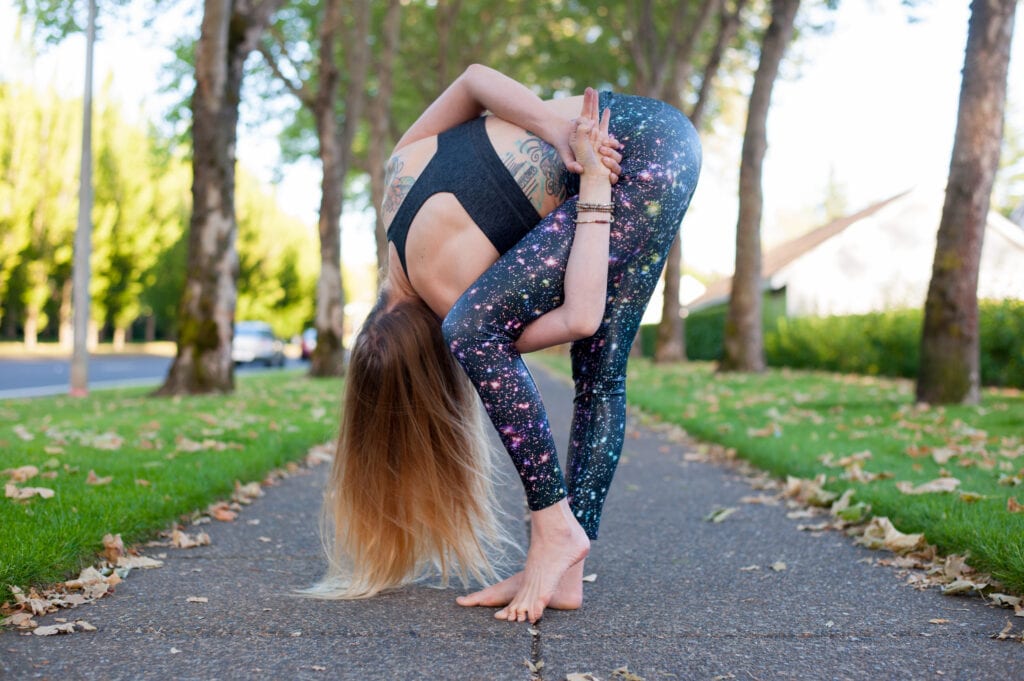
left=383, top=156, right=415, bottom=219
left=502, top=135, right=568, bottom=212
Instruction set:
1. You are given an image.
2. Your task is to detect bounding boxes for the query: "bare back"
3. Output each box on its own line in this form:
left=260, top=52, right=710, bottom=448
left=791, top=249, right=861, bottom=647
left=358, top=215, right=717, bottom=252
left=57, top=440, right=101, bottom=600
left=383, top=97, right=584, bottom=317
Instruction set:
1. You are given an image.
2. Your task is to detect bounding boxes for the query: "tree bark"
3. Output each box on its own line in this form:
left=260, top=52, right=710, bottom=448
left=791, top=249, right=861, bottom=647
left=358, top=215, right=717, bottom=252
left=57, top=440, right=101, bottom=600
left=917, top=0, right=1017, bottom=405
left=308, top=0, right=370, bottom=377
left=654, top=0, right=721, bottom=363
left=368, top=0, right=402, bottom=280
left=156, top=0, right=281, bottom=395
left=721, top=0, right=799, bottom=373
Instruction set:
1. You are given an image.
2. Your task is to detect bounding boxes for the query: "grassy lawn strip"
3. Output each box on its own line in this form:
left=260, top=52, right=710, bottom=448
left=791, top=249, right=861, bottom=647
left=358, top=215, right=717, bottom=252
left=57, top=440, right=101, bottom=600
left=533, top=355, right=1024, bottom=594
left=1, top=370, right=341, bottom=603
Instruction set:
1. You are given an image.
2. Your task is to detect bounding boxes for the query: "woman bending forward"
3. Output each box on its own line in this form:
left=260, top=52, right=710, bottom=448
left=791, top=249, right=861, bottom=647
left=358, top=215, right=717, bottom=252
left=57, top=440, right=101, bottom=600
left=307, top=65, right=701, bottom=624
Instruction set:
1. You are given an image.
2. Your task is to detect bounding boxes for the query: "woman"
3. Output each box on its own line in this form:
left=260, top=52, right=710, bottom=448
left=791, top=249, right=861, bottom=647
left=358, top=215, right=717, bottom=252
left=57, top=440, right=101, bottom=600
left=307, top=65, right=701, bottom=624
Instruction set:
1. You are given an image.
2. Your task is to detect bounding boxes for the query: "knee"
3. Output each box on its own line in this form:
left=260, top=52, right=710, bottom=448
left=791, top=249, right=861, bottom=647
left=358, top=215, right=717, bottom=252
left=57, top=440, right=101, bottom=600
left=574, top=373, right=626, bottom=399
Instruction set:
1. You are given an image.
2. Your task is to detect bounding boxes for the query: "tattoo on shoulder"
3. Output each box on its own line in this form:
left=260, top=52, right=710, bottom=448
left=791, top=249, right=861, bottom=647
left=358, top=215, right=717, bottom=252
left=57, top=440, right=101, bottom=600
left=382, top=156, right=415, bottom=219
left=502, top=135, right=568, bottom=211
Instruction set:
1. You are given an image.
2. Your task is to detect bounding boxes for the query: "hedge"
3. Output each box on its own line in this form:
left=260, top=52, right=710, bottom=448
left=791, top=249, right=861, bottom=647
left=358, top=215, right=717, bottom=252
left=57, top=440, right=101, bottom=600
left=639, top=298, right=1024, bottom=389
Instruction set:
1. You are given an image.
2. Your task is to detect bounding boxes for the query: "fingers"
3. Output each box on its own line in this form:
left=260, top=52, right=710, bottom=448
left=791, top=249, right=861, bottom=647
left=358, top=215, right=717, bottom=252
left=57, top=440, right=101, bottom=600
left=599, top=107, right=611, bottom=137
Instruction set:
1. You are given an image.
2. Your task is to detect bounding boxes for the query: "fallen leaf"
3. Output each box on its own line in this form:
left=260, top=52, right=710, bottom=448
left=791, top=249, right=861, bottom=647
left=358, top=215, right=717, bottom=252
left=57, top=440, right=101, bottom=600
left=929, top=618, right=950, bottom=625
left=186, top=596, right=208, bottom=603
left=309, top=665, right=326, bottom=672
left=102, top=533, right=125, bottom=564
left=611, top=667, right=645, bottom=681
left=782, top=475, right=838, bottom=507
left=896, top=478, right=960, bottom=495
left=208, top=501, right=237, bottom=522
left=771, top=561, right=788, bottom=572
left=1008, top=497, right=1024, bottom=513
left=117, top=555, right=163, bottom=569
left=76, top=620, right=97, bottom=631
left=942, top=579, right=986, bottom=596
left=135, top=479, right=151, bottom=487
left=233, top=480, right=263, bottom=504
left=5, top=483, right=55, bottom=500
left=85, top=470, right=113, bottom=486
left=989, top=593, right=1021, bottom=608
left=1, top=612, right=37, bottom=628
left=170, top=647, right=182, bottom=654
left=958, top=491, right=986, bottom=503
left=171, top=528, right=211, bottom=549
left=704, top=506, right=738, bottom=523
left=258, top=536, right=272, bottom=543
left=581, top=573, right=597, bottom=583
left=740, top=494, right=779, bottom=505
left=33, top=622, right=77, bottom=636
left=566, top=674, right=602, bottom=681
left=739, top=565, right=760, bottom=572
left=855, top=517, right=926, bottom=554
left=13, top=425, right=34, bottom=441
left=3, top=465, right=39, bottom=482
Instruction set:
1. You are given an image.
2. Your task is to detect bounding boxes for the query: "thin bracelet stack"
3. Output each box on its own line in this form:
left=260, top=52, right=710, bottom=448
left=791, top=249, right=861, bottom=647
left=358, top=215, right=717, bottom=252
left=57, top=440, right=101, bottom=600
left=576, top=201, right=614, bottom=226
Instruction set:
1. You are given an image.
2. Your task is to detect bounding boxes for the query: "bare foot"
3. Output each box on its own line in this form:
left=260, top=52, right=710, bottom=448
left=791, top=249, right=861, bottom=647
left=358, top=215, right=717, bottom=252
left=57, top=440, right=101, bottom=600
left=494, top=500, right=590, bottom=623
left=456, top=561, right=585, bottom=610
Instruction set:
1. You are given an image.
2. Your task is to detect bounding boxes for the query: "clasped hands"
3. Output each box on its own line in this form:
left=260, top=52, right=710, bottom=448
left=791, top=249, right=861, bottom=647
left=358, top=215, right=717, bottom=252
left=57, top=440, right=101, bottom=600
left=565, top=87, right=622, bottom=183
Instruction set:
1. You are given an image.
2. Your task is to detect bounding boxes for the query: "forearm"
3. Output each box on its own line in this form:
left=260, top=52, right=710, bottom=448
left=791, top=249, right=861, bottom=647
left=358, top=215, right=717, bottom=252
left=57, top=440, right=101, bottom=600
left=515, top=176, right=612, bottom=353
left=395, top=64, right=567, bottom=152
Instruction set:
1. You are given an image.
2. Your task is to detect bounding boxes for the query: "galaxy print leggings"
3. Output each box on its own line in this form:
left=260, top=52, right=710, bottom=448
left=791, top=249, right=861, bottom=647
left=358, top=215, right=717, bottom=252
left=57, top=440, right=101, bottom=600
left=442, top=92, right=701, bottom=540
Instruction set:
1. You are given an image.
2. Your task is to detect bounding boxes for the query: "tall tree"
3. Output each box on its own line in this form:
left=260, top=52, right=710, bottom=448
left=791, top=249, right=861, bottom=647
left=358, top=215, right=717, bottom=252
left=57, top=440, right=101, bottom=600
left=917, top=0, right=1018, bottom=405
left=156, top=0, right=282, bottom=395
left=655, top=0, right=747, bottom=362
left=720, top=0, right=801, bottom=373
left=260, top=0, right=370, bottom=378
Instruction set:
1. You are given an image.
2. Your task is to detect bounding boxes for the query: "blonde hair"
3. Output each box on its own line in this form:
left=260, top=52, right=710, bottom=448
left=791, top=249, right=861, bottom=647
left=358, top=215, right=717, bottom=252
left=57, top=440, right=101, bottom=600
left=301, top=289, right=510, bottom=599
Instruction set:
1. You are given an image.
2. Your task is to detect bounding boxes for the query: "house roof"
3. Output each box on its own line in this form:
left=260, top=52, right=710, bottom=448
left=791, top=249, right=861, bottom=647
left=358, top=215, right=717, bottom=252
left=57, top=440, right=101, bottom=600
left=688, top=191, right=911, bottom=311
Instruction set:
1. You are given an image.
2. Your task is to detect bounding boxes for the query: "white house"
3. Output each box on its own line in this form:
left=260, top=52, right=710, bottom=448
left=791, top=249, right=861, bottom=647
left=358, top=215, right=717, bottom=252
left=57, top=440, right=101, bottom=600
left=689, top=187, right=1024, bottom=316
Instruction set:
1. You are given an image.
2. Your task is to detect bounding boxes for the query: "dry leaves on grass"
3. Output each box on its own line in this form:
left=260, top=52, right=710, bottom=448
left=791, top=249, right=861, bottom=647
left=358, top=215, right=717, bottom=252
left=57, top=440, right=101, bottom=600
left=1008, top=497, right=1023, bottom=513
left=3, top=465, right=39, bottom=482
left=5, top=483, right=55, bottom=500
left=854, top=516, right=926, bottom=554
left=895, top=477, right=961, bottom=495
left=85, top=470, right=113, bottom=486
left=170, top=528, right=212, bottom=548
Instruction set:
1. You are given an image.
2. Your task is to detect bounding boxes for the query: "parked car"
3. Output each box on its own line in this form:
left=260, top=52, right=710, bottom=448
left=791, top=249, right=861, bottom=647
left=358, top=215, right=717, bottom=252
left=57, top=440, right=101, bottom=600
left=232, top=321, right=285, bottom=367
left=300, top=327, right=317, bottom=360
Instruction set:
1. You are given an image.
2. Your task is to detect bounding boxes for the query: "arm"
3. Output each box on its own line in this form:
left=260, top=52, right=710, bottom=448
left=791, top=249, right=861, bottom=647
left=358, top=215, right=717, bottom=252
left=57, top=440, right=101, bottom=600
left=394, top=64, right=584, bottom=173
left=515, top=93, right=613, bottom=353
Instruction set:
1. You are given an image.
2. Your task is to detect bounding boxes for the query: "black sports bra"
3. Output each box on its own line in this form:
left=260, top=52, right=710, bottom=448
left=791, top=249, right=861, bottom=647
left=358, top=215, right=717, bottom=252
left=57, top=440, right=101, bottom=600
left=386, top=117, right=541, bottom=276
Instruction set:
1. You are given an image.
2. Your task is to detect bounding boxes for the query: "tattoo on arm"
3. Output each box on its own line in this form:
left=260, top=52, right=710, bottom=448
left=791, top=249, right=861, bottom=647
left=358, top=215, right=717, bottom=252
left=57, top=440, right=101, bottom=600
left=502, top=135, right=568, bottom=212
left=382, top=156, right=415, bottom=220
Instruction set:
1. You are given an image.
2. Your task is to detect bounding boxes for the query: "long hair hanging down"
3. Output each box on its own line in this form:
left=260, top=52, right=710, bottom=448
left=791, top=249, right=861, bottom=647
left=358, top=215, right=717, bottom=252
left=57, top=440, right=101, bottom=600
left=301, top=288, right=510, bottom=599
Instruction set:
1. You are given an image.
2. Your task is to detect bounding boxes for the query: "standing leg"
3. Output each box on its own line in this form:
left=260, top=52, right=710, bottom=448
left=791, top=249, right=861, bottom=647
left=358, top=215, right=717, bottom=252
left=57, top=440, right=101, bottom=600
left=566, top=92, right=702, bottom=539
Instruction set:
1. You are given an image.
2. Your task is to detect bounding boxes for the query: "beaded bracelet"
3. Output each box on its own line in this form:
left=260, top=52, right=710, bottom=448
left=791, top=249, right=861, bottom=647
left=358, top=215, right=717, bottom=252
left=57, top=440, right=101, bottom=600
left=575, top=217, right=613, bottom=225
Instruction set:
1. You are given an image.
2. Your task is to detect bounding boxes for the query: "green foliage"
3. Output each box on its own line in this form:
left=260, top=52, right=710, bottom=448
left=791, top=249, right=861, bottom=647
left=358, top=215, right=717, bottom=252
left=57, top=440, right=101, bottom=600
left=0, top=82, right=319, bottom=343
left=645, top=298, right=1024, bottom=389
left=0, top=371, right=341, bottom=603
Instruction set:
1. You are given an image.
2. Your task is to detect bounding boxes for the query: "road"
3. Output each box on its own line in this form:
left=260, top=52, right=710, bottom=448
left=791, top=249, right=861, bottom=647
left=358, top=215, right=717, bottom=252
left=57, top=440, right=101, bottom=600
left=0, top=355, right=302, bottom=398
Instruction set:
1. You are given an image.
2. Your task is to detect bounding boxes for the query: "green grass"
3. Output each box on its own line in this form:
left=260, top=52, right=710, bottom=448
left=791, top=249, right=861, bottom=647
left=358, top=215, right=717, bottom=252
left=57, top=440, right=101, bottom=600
left=1, top=370, right=341, bottom=603
left=533, top=355, right=1024, bottom=594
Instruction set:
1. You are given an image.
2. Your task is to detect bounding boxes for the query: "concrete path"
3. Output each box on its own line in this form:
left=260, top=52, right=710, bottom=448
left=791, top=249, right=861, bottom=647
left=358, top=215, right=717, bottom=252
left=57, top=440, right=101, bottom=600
left=1, top=364, right=1020, bottom=680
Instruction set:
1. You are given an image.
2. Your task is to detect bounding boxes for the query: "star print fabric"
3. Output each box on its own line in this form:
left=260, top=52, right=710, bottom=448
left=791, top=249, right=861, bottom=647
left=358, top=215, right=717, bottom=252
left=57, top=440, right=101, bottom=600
left=442, top=92, right=702, bottom=539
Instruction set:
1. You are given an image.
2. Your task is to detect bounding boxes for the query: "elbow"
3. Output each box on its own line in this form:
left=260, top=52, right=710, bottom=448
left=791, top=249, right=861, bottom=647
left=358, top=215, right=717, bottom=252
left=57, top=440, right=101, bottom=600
left=566, top=303, right=605, bottom=340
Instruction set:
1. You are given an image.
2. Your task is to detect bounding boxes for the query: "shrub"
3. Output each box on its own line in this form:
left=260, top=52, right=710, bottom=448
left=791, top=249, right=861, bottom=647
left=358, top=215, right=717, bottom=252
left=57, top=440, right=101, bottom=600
left=640, top=299, right=1024, bottom=388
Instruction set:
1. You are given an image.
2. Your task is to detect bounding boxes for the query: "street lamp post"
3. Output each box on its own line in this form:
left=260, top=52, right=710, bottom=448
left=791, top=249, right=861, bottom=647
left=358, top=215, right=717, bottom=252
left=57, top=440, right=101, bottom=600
left=70, top=0, right=96, bottom=397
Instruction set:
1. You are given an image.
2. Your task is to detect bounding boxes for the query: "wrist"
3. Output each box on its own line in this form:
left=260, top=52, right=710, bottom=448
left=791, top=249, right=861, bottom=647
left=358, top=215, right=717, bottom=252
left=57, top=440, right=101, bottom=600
left=579, top=174, right=611, bottom=192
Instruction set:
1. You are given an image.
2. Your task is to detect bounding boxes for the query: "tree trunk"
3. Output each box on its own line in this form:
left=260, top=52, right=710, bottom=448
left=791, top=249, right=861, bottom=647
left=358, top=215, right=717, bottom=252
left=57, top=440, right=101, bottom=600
left=309, top=0, right=370, bottom=377
left=156, top=0, right=281, bottom=395
left=721, top=0, right=800, bottom=373
left=23, top=309, right=38, bottom=350
left=368, top=0, right=401, bottom=283
left=917, top=0, right=1017, bottom=405
left=654, top=0, right=722, bottom=363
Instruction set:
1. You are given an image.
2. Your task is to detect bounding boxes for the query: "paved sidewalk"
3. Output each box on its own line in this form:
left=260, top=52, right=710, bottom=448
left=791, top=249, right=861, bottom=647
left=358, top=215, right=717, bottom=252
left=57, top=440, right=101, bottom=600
left=2, top=364, right=1020, bottom=680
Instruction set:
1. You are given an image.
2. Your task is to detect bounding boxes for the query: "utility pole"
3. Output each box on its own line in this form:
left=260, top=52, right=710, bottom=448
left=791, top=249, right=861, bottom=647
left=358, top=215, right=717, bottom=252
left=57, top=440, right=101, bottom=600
left=70, top=0, right=96, bottom=397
